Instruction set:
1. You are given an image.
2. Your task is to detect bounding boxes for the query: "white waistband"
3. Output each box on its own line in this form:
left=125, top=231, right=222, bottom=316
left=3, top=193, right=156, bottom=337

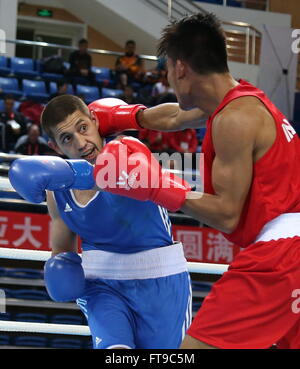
left=255, top=213, right=300, bottom=243
left=81, top=242, right=187, bottom=280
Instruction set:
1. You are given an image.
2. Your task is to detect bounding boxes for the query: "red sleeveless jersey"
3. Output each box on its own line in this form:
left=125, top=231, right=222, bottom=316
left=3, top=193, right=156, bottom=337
left=202, top=79, right=300, bottom=247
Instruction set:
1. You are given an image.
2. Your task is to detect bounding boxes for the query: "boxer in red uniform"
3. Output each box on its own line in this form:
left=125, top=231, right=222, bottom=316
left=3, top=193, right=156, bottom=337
left=90, top=13, right=300, bottom=349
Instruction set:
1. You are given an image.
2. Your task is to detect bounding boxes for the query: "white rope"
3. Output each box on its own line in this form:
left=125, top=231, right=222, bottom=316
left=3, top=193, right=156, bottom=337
left=0, top=321, right=90, bottom=336
left=0, top=248, right=229, bottom=275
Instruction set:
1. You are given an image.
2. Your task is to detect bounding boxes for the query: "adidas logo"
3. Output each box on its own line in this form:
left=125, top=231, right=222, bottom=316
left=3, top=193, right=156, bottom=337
left=64, top=203, right=72, bottom=212
left=116, top=170, right=138, bottom=191
left=95, top=337, right=102, bottom=347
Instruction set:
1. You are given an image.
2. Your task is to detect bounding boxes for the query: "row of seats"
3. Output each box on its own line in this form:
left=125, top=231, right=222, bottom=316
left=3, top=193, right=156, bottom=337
left=195, top=0, right=242, bottom=6
left=0, top=56, right=114, bottom=85
left=0, top=335, right=92, bottom=349
left=0, top=77, right=123, bottom=104
left=0, top=312, right=86, bottom=325
left=0, top=267, right=43, bottom=279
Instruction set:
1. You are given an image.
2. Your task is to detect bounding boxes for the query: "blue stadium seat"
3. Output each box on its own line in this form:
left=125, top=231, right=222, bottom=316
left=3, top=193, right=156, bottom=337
left=92, top=66, right=113, bottom=86
left=14, top=313, right=47, bottom=323
left=196, top=127, right=206, bottom=141
left=49, top=81, right=74, bottom=96
left=0, top=335, right=10, bottom=346
left=0, top=77, right=23, bottom=99
left=22, top=79, right=49, bottom=102
left=0, top=313, right=11, bottom=321
left=13, top=336, right=48, bottom=348
left=101, top=87, right=123, bottom=98
left=76, top=84, right=100, bottom=104
left=63, top=62, right=70, bottom=71
left=227, top=0, right=242, bottom=6
left=10, top=289, right=50, bottom=301
left=50, top=338, right=82, bottom=349
left=0, top=56, right=11, bottom=76
left=10, top=57, right=39, bottom=79
left=50, top=314, right=84, bottom=325
left=192, top=301, right=202, bottom=311
left=192, top=281, right=212, bottom=292
left=5, top=268, right=43, bottom=279
left=36, top=59, right=65, bottom=82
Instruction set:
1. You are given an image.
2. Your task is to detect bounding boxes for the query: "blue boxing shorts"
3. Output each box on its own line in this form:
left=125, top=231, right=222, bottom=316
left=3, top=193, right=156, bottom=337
left=76, top=243, right=192, bottom=349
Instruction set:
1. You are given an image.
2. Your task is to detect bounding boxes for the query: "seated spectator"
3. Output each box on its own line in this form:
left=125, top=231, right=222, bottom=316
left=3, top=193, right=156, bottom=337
left=152, top=70, right=176, bottom=105
left=66, top=39, right=95, bottom=85
left=14, top=124, right=55, bottom=155
left=42, top=49, right=66, bottom=75
left=0, top=95, right=28, bottom=152
left=168, top=129, right=198, bottom=153
left=118, top=85, right=140, bottom=104
left=19, top=100, right=44, bottom=126
left=139, top=129, right=170, bottom=152
left=49, top=80, right=69, bottom=99
left=115, top=40, right=144, bottom=89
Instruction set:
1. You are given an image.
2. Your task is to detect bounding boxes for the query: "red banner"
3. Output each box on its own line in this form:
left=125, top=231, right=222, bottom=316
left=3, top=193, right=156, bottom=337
left=0, top=211, right=241, bottom=264
left=173, top=225, right=241, bottom=264
left=0, top=210, right=51, bottom=251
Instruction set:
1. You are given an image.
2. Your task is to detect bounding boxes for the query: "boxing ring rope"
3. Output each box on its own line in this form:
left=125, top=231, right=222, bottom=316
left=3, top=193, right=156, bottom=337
left=0, top=248, right=228, bottom=336
left=0, top=321, right=91, bottom=336
left=0, top=248, right=229, bottom=274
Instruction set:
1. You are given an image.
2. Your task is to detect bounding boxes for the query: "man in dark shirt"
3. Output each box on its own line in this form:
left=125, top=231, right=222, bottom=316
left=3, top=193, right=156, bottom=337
left=0, top=95, right=28, bottom=152
left=67, top=39, right=95, bottom=84
left=14, top=124, right=54, bottom=155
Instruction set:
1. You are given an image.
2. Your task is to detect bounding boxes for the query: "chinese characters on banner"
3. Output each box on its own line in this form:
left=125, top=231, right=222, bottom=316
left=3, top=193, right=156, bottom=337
left=0, top=211, right=241, bottom=265
left=0, top=211, right=51, bottom=251
left=173, top=225, right=242, bottom=264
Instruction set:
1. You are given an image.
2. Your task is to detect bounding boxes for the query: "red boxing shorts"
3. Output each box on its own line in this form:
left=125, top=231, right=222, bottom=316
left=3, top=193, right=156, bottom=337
left=187, top=236, right=300, bottom=349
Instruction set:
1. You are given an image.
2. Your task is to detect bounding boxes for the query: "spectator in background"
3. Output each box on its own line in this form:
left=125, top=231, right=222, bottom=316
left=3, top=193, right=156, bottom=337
left=152, top=69, right=176, bottom=105
left=139, top=129, right=170, bottom=152
left=115, top=40, right=144, bottom=89
left=42, top=48, right=66, bottom=75
left=14, top=124, right=55, bottom=155
left=0, top=95, right=28, bottom=152
left=168, top=129, right=198, bottom=154
left=67, top=39, right=95, bottom=85
left=118, top=85, right=140, bottom=104
left=19, top=99, right=44, bottom=126
left=49, top=80, right=69, bottom=99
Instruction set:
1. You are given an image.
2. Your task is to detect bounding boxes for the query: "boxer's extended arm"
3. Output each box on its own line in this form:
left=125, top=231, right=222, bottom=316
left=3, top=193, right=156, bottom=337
left=45, top=191, right=85, bottom=302
left=182, top=110, right=256, bottom=233
left=47, top=191, right=77, bottom=256
left=137, top=103, right=207, bottom=131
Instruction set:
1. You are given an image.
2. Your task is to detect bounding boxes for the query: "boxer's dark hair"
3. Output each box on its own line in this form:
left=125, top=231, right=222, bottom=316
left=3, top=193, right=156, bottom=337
left=158, top=12, right=229, bottom=75
left=41, top=95, right=90, bottom=142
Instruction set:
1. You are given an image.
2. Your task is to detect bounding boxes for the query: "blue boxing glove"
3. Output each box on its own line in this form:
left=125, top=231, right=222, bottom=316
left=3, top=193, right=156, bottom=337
left=44, top=252, right=85, bottom=302
left=8, top=156, right=95, bottom=203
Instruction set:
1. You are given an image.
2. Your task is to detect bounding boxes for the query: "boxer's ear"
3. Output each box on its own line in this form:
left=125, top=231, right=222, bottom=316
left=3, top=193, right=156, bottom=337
left=48, top=140, right=64, bottom=156
left=90, top=110, right=99, bottom=128
left=176, top=59, right=187, bottom=80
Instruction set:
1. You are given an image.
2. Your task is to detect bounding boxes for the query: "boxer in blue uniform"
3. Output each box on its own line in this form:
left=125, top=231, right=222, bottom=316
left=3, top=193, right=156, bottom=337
left=9, top=95, right=197, bottom=349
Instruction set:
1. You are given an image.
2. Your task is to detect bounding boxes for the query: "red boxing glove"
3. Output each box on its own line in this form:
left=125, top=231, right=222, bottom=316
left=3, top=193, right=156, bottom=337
left=93, top=137, right=191, bottom=212
left=88, top=98, right=147, bottom=137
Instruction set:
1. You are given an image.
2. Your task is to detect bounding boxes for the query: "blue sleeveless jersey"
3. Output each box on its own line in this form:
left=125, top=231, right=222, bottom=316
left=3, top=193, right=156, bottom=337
left=53, top=190, right=173, bottom=253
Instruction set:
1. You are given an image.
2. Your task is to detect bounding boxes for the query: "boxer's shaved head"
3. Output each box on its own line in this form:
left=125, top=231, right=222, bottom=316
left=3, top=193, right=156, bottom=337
left=41, top=95, right=90, bottom=141
left=158, top=12, right=229, bottom=75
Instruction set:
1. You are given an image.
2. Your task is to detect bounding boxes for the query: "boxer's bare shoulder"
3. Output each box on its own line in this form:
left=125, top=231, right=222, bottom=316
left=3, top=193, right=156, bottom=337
left=213, top=96, right=277, bottom=163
